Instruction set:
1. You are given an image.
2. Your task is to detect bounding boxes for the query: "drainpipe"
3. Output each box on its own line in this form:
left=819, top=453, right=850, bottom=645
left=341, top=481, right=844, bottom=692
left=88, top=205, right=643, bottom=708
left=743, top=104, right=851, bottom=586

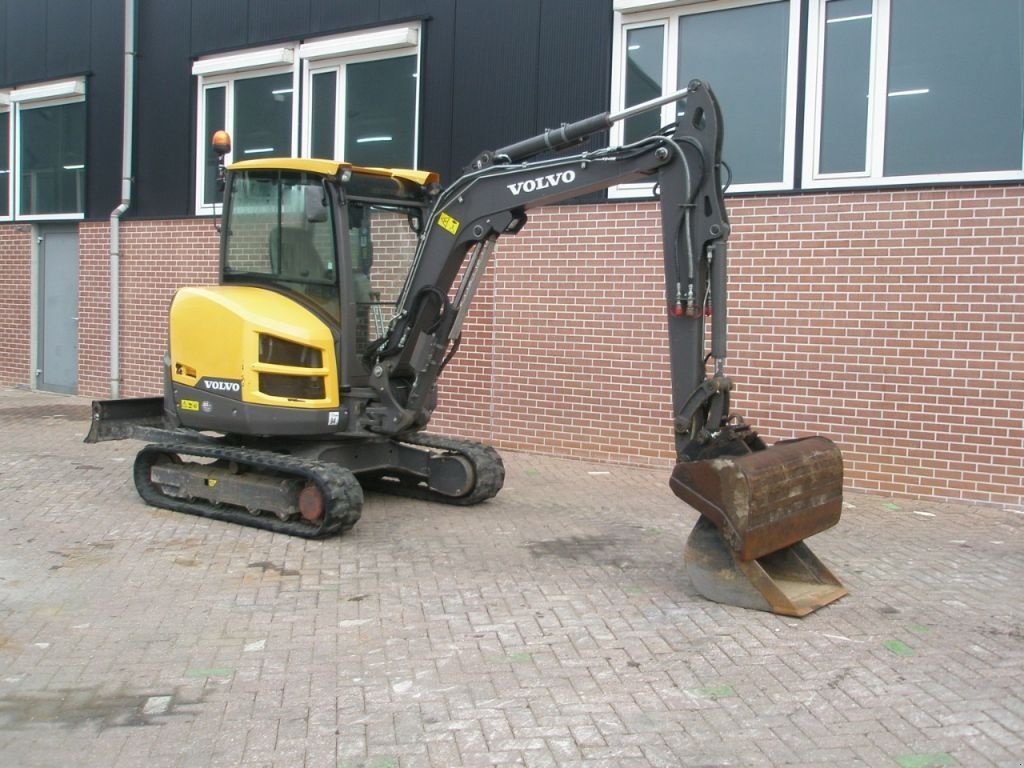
left=109, top=0, right=136, bottom=399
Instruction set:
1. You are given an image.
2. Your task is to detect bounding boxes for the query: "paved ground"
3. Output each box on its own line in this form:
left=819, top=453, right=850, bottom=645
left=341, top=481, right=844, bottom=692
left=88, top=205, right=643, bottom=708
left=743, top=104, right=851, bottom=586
left=0, top=387, right=1021, bottom=768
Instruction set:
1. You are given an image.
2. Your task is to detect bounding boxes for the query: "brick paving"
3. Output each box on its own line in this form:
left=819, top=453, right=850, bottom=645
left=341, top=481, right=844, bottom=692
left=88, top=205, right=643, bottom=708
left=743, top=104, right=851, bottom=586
left=0, top=386, right=1021, bottom=767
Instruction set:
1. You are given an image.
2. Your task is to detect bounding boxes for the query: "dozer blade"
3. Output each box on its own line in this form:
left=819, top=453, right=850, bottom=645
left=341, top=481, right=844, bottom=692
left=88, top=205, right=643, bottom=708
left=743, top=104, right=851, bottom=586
left=670, top=435, right=846, bottom=616
left=85, top=397, right=165, bottom=443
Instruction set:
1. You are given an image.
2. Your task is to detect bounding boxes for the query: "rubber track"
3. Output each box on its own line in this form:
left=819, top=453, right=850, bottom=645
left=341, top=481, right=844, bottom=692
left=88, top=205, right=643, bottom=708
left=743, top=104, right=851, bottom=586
left=362, top=432, right=505, bottom=506
left=134, top=442, right=363, bottom=539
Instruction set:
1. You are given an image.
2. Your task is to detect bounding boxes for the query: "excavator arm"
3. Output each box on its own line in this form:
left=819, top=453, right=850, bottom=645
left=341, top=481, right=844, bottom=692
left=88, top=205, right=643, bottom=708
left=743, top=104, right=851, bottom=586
left=367, top=81, right=847, bottom=616
left=368, top=81, right=730, bottom=450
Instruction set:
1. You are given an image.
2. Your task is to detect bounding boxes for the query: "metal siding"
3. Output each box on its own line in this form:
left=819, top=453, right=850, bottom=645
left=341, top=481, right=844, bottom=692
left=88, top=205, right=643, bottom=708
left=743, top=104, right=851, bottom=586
left=46, top=0, right=91, bottom=77
left=190, top=0, right=249, bottom=56
left=536, top=0, right=613, bottom=203
left=84, top=0, right=124, bottom=218
left=134, top=0, right=193, bottom=218
left=536, top=0, right=612, bottom=144
left=310, top=0, right=382, bottom=33
left=248, top=0, right=310, bottom=44
left=449, top=0, right=542, bottom=173
left=4, top=0, right=47, bottom=85
left=380, top=0, right=429, bottom=20
left=0, top=0, right=7, bottom=85
left=0, top=0, right=618, bottom=217
left=417, top=3, right=455, bottom=181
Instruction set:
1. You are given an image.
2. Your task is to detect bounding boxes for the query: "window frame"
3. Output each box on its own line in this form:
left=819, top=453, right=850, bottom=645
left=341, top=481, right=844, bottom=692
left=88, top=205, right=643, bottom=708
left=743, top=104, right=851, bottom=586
left=803, top=0, right=1024, bottom=188
left=192, top=46, right=300, bottom=216
left=8, top=79, right=87, bottom=222
left=610, top=0, right=801, bottom=198
left=299, top=24, right=422, bottom=168
left=193, top=26, right=423, bottom=216
left=0, top=93, right=10, bottom=221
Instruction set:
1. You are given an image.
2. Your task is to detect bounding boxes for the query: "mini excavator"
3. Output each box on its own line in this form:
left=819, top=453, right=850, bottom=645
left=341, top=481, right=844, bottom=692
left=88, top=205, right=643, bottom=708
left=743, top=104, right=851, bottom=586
left=87, top=81, right=847, bottom=616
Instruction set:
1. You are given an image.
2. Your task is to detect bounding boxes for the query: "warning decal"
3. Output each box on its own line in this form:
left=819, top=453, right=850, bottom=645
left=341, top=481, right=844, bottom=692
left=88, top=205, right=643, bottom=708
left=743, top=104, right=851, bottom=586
left=438, top=212, right=460, bottom=235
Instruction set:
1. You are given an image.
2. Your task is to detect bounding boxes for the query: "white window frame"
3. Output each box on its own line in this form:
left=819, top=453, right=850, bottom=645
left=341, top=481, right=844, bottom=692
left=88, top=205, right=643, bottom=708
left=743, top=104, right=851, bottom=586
left=610, top=0, right=801, bottom=198
left=0, top=92, right=11, bottom=222
left=10, top=78, right=87, bottom=222
left=192, top=46, right=299, bottom=216
left=803, top=0, right=1024, bottom=189
left=299, top=24, right=421, bottom=168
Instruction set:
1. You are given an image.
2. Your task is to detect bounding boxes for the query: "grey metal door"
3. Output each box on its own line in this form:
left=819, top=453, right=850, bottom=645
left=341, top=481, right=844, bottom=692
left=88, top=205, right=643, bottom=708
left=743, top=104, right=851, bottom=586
left=38, top=227, right=80, bottom=394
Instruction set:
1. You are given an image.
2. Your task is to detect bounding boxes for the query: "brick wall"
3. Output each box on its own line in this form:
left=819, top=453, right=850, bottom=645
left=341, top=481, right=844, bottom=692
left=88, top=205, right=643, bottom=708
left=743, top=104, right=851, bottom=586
left=78, top=219, right=220, bottom=396
left=1, top=184, right=1020, bottom=505
left=0, top=224, right=33, bottom=385
left=429, top=186, right=1024, bottom=505
left=724, top=188, right=1023, bottom=504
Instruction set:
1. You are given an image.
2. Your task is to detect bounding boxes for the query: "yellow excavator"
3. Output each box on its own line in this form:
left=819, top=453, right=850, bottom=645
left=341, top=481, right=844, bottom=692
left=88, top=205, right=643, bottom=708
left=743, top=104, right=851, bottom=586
left=87, top=81, right=846, bottom=616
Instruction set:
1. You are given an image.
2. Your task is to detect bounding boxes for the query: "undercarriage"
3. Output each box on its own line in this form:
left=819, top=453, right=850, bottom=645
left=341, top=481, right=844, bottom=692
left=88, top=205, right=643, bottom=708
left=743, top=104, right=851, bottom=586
left=88, top=398, right=505, bottom=539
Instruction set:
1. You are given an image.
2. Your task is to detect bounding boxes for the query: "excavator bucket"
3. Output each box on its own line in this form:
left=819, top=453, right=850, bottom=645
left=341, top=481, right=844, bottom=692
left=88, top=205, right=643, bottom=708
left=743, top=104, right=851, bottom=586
left=670, top=436, right=847, bottom=617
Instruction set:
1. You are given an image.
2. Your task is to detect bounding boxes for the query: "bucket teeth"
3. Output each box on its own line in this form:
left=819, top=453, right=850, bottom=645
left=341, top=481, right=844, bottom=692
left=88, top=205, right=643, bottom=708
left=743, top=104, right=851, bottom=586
left=684, top=516, right=848, bottom=617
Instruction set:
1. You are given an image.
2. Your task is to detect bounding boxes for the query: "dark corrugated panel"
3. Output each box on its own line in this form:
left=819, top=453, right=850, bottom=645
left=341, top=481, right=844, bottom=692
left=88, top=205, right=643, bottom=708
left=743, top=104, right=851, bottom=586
left=248, top=0, right=310, bottom=44
left=536, top=0, right=612, bottom=204
left=417, top=2, right=456, bottom=181
left=311, top=0, right=381, bottom=34
left=84, top=0, right=124, bottom=218
left=2, top=0, right=620, bottom=216
left=380, top=0, right=429, bottom=21
left=5, top=0, right=47, bottom=85
left=135, top=0, right=193, bottom=218
left=46, top=0, right=91, bottom=76
left=449, top=0, right=542, bottom=172
left=191, top=0, right=249, bottom=56
left=536, top=0, right=612, bottom=146
left=0, top=0, right=8, bottom=85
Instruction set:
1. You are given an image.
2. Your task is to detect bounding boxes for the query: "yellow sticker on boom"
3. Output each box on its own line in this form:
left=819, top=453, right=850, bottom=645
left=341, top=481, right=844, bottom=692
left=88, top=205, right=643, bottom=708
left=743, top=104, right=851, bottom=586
left=438, top=212, right=460, bottom=235
left=180, top=399, right=200, bottom=412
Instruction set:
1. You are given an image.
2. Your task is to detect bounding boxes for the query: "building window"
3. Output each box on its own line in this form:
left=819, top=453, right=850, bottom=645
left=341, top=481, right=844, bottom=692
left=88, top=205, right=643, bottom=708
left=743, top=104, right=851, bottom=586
left=805, top=0, right=1024, bottom=186
left=611, top=0, right=799, bottom=196
left=300, top=25, right=420, bottom=169
left=193, top=47, right=298, bottom=213
left=193, top=25, right=421, bottom=215
left=5, top=79, right=86, bottom=219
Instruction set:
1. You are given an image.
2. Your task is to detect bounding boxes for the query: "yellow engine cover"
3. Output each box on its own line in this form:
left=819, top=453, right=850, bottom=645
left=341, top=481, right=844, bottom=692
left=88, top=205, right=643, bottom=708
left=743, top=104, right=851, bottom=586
left=169, top=285, right=340, bottom=409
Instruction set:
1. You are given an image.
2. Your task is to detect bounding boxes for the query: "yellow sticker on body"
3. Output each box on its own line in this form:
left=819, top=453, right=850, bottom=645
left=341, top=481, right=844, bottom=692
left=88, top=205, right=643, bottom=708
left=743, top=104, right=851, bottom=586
left=438, top=212, right=460, bottom=235
left=180, top=399, right=200, bottom=411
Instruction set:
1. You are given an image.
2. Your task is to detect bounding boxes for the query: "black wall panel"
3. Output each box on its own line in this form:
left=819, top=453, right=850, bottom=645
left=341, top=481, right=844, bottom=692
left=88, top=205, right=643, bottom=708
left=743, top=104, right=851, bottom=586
left=84, top=0, right=125, bottom=218
left=0, top=0, right=7, bottom=85
left=3, top=0, right=616, bottom=218
left=416, top=0, right=455, bottom=180
left=310, top=0, right=382, bottom=34
left=448, top=0, right=542, bottom=173
left=190, top=0, right=249, bottom=57
left=4, top=0, right=47, bottom=85
left=248, top=0, right=311, bottom=45
left=380, top=0, right=430, bottom=23
left=536, top=0, right=612, bottom=144
left=135, top=0, right=192, bottom=217
left=46, top=0, right=91, bottom=77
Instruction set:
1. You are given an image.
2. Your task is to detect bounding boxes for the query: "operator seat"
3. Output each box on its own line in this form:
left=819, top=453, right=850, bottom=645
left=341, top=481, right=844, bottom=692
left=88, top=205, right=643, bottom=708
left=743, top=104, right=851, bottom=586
left=270, top=226, right=324, bottom=280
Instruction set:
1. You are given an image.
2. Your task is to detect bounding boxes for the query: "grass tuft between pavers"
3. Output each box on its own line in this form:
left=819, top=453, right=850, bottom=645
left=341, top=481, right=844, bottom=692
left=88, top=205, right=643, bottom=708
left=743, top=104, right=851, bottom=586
left=894, top=753, right=956, bottom=768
